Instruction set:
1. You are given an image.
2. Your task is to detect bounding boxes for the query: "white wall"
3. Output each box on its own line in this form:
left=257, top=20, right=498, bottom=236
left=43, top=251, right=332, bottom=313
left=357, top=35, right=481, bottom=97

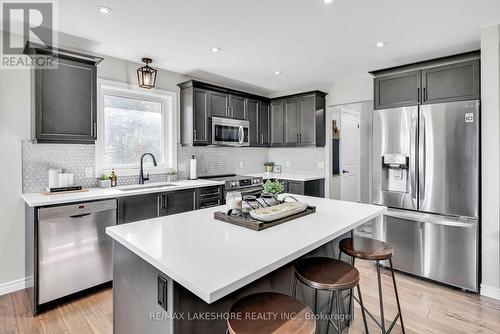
left=0, top=49, right=188, bottom=293
left=0, top=66, right=31, bottom=293
left=480, top=25, right=500, bottom=300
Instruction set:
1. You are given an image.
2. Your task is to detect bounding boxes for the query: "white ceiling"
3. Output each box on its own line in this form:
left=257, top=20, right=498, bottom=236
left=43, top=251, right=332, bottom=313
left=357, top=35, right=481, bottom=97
left=57, top=0, right=500, bottom=95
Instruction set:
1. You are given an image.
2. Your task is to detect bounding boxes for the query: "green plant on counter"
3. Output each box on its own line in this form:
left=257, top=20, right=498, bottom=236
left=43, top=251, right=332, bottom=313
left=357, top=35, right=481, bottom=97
left=262, top=179, right=284, bottom=195
left=263, top=161, right=275, bottom=167
left=99, top=174, right=110, bottom=180
left=166, top=168, right=177, bottom=175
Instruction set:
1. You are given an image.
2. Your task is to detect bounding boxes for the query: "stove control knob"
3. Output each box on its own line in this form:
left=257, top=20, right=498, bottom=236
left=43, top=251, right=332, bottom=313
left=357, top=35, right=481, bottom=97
left=232, top=181, right=238, bottom=187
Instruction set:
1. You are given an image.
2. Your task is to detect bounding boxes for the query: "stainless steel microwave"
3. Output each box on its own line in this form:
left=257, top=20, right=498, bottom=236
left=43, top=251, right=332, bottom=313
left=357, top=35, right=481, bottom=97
left=212, top=117, right=250, bottom=146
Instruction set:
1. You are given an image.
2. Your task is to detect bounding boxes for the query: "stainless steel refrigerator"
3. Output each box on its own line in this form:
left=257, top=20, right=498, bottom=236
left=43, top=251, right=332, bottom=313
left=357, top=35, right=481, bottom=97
left=372, top=100, right=479, bottom=292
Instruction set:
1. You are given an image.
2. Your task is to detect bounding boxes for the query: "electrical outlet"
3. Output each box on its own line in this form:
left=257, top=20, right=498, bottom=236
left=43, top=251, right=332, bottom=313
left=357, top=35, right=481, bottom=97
left=84, top=167, right=94, bottom=178
left=157, top=275, right=168, bottom=311
left=239, top=160, right=245, bottom=168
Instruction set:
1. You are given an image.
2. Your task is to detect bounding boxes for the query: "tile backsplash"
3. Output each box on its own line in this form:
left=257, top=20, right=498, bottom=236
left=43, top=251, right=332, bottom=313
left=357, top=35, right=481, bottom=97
left=22, top=141, right=325, bottom=193
left=177, top=145, right=269, bottom=179
left=22, top=141, right=97, bottom=193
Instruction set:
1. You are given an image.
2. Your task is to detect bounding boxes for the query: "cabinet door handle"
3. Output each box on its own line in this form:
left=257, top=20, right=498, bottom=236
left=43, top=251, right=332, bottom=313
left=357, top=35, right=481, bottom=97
left=424, top=87, right=427, bottom=101
left=193, top=129, right=197, bottom=140
left=93, top=122, right=97, bottom=138
left=157, top=195, right=161, bottom=217
left=261, top=134, right=264, bottom=145
left=417, top=88, right=420, bottom=103
left=299, top=134, right=302, bottom=143
left=193, top=192, right=197, bottom=210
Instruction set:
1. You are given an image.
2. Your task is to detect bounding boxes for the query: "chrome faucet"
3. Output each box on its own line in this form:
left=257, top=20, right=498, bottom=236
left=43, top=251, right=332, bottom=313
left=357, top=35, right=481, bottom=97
left=139, top=153, right=157, bottom=184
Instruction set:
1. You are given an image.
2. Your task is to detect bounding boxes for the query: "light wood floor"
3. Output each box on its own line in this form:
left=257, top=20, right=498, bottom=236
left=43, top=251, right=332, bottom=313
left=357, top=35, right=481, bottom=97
left=1, top=261, right=499, bottom=334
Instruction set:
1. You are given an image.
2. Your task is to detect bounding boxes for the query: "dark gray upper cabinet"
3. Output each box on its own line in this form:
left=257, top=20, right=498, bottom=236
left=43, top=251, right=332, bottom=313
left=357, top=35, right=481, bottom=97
left=371, top=52, right=481, bottom=110
left=299, top=95, right=316, bottom=145
left=374, top=70, right=421, bottom=110
left=209, top=91, right=229, bottom=118
left=246, top=99, right=259, bottom=146
left=178, top=80, right=326, bottom=147
left=229, top=95, right=246, bottom=120
left=270, top=100, right=285, bottom=147
left=422, top=60, right=480, bottom=104
left=259, top=101, right=270, bottom=146
left=180, top=87, right=210, bottom=145
left=284, top=98, right=300, bottom=146
left=283, top=94, right=323, bottom=146
left=34, top=54, right=101, bottom=143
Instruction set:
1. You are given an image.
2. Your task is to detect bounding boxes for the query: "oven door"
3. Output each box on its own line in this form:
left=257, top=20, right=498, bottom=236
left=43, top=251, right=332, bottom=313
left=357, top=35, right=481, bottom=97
left=212, top=117, right=249, bottom=146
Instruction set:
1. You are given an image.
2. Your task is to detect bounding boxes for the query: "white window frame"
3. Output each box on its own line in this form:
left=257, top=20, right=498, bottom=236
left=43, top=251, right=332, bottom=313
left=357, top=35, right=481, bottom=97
left=96, top=79, right=177, bottom=177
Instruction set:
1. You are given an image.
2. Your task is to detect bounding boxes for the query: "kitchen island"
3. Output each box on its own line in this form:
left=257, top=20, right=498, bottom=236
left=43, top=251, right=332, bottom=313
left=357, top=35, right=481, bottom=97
left=106, top=194, right=386, bottom=334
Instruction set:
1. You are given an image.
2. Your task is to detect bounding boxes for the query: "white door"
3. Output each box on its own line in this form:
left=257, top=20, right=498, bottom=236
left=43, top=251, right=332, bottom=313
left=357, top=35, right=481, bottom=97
left=340, top=109, right=361, bottom=202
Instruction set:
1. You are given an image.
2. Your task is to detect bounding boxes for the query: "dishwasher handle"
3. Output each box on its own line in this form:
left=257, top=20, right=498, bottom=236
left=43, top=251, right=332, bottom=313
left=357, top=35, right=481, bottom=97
left=69, top=213, right=92, bottom=218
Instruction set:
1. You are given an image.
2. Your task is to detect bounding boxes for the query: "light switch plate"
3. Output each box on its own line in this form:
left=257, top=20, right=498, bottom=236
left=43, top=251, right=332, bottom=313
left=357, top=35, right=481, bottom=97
left=84, top=167, right=94, bottom=178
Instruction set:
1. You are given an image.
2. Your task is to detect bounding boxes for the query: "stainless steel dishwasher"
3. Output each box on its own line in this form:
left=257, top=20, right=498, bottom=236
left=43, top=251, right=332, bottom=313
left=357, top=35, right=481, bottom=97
left=37, top=199, right=117, bottom=304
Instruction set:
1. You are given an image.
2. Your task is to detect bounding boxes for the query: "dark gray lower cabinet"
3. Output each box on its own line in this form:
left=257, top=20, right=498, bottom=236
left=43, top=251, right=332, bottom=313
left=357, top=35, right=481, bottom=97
left=161, top=189, right=197, bottom=216
left=118, top=193, right=161, bottom=225
left=118, top=186, right=223, bottom=224
left=278, top=179, right=325, bottom=198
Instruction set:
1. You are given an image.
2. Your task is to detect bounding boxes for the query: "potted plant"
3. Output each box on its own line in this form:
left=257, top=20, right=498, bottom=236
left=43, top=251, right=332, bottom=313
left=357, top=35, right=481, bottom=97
left=264, top=161, right=275, bottom=173
left=166, top=168, right=177, bottom=182
left=262, top=179, right=284, bottom=195
left=98, top=174, right=111, bottom=188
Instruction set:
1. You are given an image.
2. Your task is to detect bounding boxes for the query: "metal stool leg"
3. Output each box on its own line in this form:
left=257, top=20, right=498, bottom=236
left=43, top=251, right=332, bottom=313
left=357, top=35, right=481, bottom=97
left=335, top=291, right=342, bottom=334
left=376, top=260, right=386, bottom=333
left=357, top=284, right=370, bottom=334
left=389, top=259, right=405, bottom=334
left=314, top=289, right=318, bottom=314
left=326, top=291, right=335, bottom=334
left=347, top=257, right=355, bottom=326
left=292, top=276, right=298, bottom=298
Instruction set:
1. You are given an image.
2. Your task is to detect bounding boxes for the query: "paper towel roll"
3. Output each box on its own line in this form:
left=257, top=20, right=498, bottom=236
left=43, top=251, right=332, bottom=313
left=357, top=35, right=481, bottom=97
left=189, top=156, right=197, bottom=180
left=48, top=168, right=62, bottom=188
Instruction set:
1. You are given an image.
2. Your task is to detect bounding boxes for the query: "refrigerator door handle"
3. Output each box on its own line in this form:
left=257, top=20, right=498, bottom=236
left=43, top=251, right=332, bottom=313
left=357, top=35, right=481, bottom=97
left=410, top=110, right=418, bottom=203
left=419, top=112, right=426, bottom=206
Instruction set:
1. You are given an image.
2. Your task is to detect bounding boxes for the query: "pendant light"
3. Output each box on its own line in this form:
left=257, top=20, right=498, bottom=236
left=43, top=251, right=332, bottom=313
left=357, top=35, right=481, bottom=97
left=137, top=58, right=157, bottom=89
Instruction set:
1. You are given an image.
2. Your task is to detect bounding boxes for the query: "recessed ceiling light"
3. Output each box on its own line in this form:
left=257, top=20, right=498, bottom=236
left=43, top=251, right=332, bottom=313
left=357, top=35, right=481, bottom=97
left=274, top=70, right=282, bottom=75
left=211, top=47, right=221, bottom=53
left=375, top=41, right=387, bottom=48
left=324, top=0, right=335, bottom=4
left=97, top=6, right=113, bottom=15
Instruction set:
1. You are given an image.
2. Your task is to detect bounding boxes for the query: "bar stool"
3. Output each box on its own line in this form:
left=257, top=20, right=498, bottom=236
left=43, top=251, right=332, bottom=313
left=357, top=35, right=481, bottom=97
left=293, top=257, right=369, bottom=334
left=339, top=237, right=405, bottom=334
left=227, top=292, right=316, bottom=334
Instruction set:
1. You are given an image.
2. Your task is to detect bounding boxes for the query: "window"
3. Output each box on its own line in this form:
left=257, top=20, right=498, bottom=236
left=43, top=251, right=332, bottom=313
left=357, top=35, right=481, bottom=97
left=97, top=80, right=176, bottom=175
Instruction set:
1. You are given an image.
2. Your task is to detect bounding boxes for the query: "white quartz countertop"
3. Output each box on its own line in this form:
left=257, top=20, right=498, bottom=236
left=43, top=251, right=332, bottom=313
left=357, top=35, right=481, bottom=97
left=106, top=194, right=386, bottom=304
left=246, top=172, right=325, bottom=181
left=21, top=179, right=224, bottom=207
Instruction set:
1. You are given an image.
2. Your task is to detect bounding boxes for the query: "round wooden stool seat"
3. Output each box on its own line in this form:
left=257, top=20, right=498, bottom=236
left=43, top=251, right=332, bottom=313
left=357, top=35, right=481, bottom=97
left=340, top=237, right=394, bottom=260
left=227, top=292, right=316, bottom=334
left=295, top=257, right=360, bottom=290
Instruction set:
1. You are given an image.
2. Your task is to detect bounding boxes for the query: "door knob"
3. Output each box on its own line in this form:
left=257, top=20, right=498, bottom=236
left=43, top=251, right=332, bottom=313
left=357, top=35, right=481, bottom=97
left=342, top=170, right=349, bottom=174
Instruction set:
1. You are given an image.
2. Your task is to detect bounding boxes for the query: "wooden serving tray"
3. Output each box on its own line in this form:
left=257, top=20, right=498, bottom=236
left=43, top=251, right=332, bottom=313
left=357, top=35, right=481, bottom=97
left=214, top=206, right=316, bottom=231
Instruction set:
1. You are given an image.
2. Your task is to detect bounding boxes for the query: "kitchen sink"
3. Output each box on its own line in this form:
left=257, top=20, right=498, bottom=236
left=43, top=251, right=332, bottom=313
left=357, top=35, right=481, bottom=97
left=117, top=184, right=176, bottom=192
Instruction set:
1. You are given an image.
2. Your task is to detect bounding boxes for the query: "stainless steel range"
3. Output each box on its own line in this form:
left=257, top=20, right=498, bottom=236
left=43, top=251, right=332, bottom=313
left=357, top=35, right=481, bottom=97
left=199, top=174, right=263, bottom=199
